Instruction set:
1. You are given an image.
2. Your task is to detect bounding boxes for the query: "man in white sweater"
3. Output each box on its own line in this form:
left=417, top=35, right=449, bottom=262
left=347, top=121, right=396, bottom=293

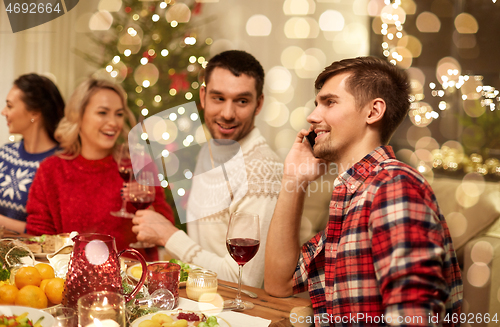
left=132, top=50, right=283, bottom=288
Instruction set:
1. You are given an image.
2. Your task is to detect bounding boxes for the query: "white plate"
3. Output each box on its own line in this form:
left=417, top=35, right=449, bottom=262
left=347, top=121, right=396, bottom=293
left=127, top=262, right=202, bottom=287
left=131, top=310, right=230, bottom=327
left=0, top=305, right=55, bottom=327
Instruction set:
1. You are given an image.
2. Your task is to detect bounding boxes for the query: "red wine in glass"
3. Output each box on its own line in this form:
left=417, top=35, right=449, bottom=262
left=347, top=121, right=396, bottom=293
left=130, top=200, right=153, bottom=210
left=111, top=144, right=134, bottom=218
left=224, top=212, right=260, bottom=310
left=226, top=238, right=260, bottom=265
left=119, top=167, right=132, bottom=182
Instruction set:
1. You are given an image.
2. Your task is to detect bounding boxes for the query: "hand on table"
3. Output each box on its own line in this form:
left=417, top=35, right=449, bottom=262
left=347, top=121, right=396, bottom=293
left=131, top=210, right=179, bottom=247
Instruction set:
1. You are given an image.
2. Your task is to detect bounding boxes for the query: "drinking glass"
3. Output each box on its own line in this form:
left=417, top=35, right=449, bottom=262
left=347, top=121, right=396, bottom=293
left=224, top=211, right=260, bottom=310
left=146, top=262, right=180, bottom=308
left=42, top=306, right=76, bottom=327
left=111, top=144, right=134, bottom=218
left=127, top=171, right=155, bottom=211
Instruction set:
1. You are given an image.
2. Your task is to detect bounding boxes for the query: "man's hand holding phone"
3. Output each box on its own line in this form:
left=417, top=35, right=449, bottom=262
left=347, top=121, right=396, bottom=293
left=282, top=129, right=327, bottom=184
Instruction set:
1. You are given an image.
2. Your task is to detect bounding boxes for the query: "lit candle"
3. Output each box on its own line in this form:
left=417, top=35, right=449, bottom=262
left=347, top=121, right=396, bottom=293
left=85, top=318, right=121, bottom=327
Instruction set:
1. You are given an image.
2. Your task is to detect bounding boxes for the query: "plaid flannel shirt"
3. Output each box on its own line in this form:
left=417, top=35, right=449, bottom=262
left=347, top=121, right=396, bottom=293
left=293, top=146, right=462, bottom=327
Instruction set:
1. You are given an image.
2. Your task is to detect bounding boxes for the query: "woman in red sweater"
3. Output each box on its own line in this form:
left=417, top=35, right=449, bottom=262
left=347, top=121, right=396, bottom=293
left=26, top=78, right=174, bottom=261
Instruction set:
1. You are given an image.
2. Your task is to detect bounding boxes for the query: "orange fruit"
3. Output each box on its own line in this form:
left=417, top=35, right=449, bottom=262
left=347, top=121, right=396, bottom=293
left=15, top=285, right=47, bottom=309
left=15, top=266, right=42, bottom=289
left=35, top=263, right=55, bottom=280
left=39, top=279, right=50, bottom=293
left=0, top=284, right=19, bottom=304
left=45, top=278, right=65, bottom=305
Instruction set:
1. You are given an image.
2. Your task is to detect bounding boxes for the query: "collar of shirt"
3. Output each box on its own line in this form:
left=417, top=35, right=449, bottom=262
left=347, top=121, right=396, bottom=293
left=334, top=145, right=396, bottom=195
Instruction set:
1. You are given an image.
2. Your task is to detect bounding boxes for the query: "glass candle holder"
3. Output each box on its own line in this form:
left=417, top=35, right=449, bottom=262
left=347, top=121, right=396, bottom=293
left=186, top=269, right=218, bottom=302
left=77, top=291, right=126, bottom=327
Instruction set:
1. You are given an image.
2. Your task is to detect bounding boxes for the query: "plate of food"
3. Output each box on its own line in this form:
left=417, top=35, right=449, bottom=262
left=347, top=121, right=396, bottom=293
left=131, top=310, right=230, bottom=327
left=127, top=259, right=201, bottom=287
left=0, top=305, right=56, bottom=327
left=12, top=235, right=58, bottom=259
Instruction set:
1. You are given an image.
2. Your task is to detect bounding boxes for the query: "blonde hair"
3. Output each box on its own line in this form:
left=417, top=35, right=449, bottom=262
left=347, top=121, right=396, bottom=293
left=55, top=78, right=137, bottom=159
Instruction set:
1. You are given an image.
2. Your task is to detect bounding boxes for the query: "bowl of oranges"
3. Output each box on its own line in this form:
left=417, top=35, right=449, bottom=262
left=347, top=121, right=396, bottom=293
left=0, top=263, right=65, bottom=309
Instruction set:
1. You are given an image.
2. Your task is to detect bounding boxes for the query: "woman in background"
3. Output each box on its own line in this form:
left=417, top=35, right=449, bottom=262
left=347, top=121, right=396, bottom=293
left=25, top=78, right=174, bottom=261
left=0, top=74, right=65, bottom=233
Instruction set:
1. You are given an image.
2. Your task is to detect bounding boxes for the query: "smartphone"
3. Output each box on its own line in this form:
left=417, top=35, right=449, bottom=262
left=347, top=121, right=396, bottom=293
left=306, top=131, right=317, bottom=148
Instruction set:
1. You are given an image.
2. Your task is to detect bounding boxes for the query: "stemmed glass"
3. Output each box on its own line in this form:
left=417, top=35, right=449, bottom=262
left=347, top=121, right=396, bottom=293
left=128, top=171, right=156, bottom=211
left=111, top=144, right=134, bottom=218
left=224, top=211, right=260, bottom=310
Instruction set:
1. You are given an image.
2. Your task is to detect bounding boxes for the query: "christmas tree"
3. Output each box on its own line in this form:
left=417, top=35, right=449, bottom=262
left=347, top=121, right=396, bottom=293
left=82, top=0, right=211, bottom=118
left=81, top=0, right=212, bottom=226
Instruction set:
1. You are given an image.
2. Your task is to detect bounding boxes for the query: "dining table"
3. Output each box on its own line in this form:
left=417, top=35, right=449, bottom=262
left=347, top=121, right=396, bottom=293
left=178, top=280, right=312, bottom=327
left=0, top=230, right=313, bottom=326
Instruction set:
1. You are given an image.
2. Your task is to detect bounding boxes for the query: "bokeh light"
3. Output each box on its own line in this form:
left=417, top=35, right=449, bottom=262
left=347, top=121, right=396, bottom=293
left=283, top=0, right=315, bottom=15
left=266, top=66, right=292, bottom=93
left=246, top=15, right=272, bottom=36
left=397, top=35, right=422, bottom=58
left=269, top=86, right=295, bottom=105
left=467, top=263, right=490, bottom=288
left=455, top=183, right=480, bottom=208
left=275, top=129, right=297, bottom=159
left=407, top=125, right=431, bottom=147
left=401, top=0, right=417, bottom=14
left=415, top=136, right=440, bottom=151
left=134, top=63, right=160, bottom=88
left=295, top=48, right=326, bottom=79
left=331, top=23, right=369, bottom=55
left=166, top=3, right=191, bottom=23
left=389, top=46, right=413, bottom=69
left=367, top=0, right=383, bottom=17
left=453, top=31, right=477, bottom=49
left=290, top=107, right=313, bottom=131
left=98, top=0, right=122, bottom=12
left=470, top=241, right=494, bottom=264
left=407, top=67, right=426, bottom=95
left=281, top=46, right=305, bottom=69
left=455, top=13, right=479, bottom=34
left=436, top=56, right=461, bottom=85
left=353, top=0, right=369, bottom=16
left=118, top=25, right=143, bottom=54
left=408, top=102, right=436, bottom=127
left=380, top=4, right=406, bottom=25
left=446, top=212, right=468, bottom=238
left=89, top=11, right=113, bottom=30
left=318, top=10, right=344, bottom=31
left=284, top=17, right=319, bottom=39
left=416, top=12, right=441, bottom=33
left=263, top=98, right=290, bottom=128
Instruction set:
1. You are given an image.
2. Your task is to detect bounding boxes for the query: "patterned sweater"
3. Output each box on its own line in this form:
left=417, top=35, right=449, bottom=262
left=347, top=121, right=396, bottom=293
left=166, top=128, right=283, bottom=288
left=0, top=141, right=57, bottom=221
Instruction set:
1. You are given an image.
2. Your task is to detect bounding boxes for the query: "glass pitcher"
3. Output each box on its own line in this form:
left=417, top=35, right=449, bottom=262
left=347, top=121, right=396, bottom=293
left=62, top=233, right=147, bottom=308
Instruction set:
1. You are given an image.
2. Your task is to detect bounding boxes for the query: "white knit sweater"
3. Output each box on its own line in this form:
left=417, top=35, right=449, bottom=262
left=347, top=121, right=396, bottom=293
left=165, top=128, right=283, bottom=288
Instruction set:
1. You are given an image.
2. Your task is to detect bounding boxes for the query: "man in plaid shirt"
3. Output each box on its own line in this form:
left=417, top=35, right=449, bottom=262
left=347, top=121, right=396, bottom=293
left=265, top=57, right=462, bottom=326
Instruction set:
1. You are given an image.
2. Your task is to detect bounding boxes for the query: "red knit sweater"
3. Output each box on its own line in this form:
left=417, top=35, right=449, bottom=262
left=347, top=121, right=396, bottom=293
left=26, top=154, right=174, bottom=261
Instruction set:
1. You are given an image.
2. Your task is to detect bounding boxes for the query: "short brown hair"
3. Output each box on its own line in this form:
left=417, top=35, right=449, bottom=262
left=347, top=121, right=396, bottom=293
left=55, top=78, right=136, bottom=159
left=204, top=50, right=265, bottom=98
left=315, top=56, right=410, bottom=144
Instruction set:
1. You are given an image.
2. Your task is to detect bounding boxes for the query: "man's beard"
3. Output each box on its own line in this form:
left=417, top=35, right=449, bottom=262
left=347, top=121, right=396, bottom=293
left=313, top=135, right=339, bottom=162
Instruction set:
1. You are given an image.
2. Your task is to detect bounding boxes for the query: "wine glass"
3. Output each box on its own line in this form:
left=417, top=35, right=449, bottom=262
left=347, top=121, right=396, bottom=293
left=224, top=211, right=260, bottom=310
left=128, top=171, right=156, bottom=211
left=111, top=144, right=134, bottom=218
